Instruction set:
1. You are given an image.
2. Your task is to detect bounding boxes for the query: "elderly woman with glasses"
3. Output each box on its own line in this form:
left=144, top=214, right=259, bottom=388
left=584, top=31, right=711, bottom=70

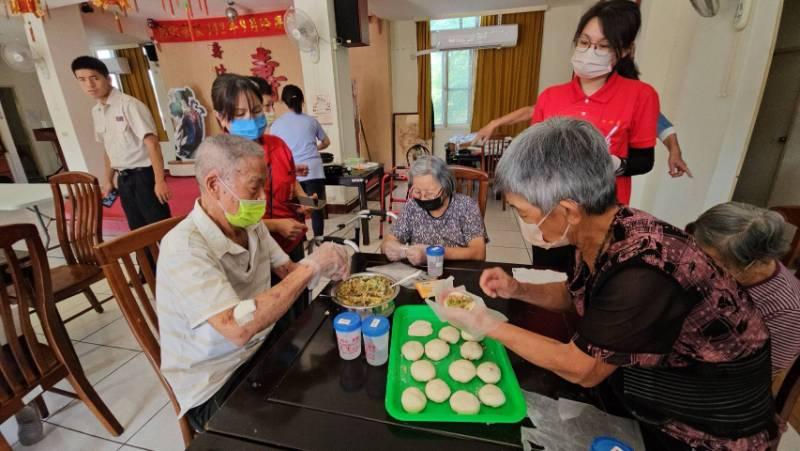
left=382, top=155, right=487, bottom=265
left=435, top=117, right=778, bottom=450
left=688, top=202, right=800, bottom=378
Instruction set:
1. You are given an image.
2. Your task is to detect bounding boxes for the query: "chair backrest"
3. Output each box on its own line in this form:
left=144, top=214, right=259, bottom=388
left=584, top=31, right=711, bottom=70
left=50, top=171, right=103, bottom=266
left=481, top=135, right=510, bottom=180
left=449, top=165, right=489, bottom=218
left=770, top=206, right=800, bottom=272
left=93, top=216, right=192, bottom=443
left=0, top=224, right=69, bottom=415
left=776, top=354, right=800, bottom=424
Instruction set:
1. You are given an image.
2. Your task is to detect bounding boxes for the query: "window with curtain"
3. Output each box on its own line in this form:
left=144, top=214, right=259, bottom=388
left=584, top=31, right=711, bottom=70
left=430, top=17, right=479, bottom=128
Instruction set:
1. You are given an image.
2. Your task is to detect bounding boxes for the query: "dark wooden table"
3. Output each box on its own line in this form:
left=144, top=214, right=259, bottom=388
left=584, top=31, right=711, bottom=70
left=325, top=165, right=384, bottom=246
left=205, top=253, right=584, bottom=450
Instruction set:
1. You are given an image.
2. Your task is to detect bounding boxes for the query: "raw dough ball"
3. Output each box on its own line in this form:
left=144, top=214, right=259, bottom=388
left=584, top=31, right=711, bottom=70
left=438, top=325, right=460, bottom=344
left=449, top=390, right=480, bottom=415
left=402, top=341, right=424, bottom=361
left=448, top=359, right=477, bottom=383
left=424, top=338, right=450, bottom=361
left=409, top=320, right=433, bottom=337
left=460, top=341, right=483, bottom=360
left=477, top=362, right=502, bottom=384
left=478, top=384, right=506, bottom=408
left=424, top=378, right=451, bottom=403
left=410, top=360, right=436, bottom=382
left=401, top=387, right=427, bottom=413
left=461, top=329, right=481, bottom=342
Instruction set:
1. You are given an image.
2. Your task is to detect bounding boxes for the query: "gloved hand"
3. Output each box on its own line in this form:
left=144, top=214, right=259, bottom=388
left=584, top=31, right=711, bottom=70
left=406, top=244, right=428, bottom=266
left=425, top=296, right=507, bottom=340
left=299, top=242, right=351, bottom=288
left=479, top=267, right=521, bottom=299
left=382, top=240, right=408, bottom=262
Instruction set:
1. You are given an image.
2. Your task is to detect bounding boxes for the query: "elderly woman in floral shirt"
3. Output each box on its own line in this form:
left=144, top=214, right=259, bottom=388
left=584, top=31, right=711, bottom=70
left=382, top=155, right=487, bottom=264
left=435, top=118, right=780, bottom=451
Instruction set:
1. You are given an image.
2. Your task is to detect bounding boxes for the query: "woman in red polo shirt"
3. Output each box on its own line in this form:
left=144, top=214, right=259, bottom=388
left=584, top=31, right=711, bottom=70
left=210, top=74, right=310, bottom=262
left=475, top=0, right=658, bottom=205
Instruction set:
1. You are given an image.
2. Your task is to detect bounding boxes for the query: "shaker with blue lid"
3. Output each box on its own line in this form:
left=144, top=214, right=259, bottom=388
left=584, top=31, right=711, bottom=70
left=333, top=312, right=362, bottom=360
left=589, top=437, right=633, bottom=451
left=426, top=245, right=445, bottom=278
left=361, top=315, right=390, bottom=366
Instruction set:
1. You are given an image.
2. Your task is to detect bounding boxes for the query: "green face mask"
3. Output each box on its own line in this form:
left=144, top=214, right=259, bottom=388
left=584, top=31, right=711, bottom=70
left=217, top=179, right=266, bottom=228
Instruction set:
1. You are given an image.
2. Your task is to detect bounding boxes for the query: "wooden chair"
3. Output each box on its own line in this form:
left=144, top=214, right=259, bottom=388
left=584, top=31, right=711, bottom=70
left=48, top=171, right=113, bottom=322
left=479, top=136, right=510, bottom=211
left=94, top=216, right=194, bottom=446
left=449, top=165, right=489, bottom=219
left=0, top=224, right=122, bottom=449
left=770, top=206, right=800, bottom=275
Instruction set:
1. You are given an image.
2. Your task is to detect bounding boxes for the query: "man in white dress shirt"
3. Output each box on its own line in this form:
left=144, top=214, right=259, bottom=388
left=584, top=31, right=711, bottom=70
left=156, top=134, right=350, bottom=431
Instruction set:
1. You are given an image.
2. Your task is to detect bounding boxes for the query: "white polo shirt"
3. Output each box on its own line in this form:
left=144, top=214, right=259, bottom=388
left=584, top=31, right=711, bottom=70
left=156, top=200, right=289, bottom=417
left=92, top=88, right=157, bottom=170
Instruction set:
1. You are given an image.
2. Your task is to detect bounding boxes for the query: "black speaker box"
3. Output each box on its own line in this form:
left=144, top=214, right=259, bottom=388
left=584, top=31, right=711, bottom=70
left=333, top=0, right=370, bottom=47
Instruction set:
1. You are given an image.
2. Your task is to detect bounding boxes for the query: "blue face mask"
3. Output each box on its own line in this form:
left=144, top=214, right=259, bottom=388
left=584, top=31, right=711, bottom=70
left=229, top=114, right=267, bottom=141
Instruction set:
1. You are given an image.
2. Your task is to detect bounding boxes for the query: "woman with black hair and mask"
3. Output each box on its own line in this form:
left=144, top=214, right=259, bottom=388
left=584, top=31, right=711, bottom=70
left=381, top=155, right=487, bottom=264
left=474, top=0, right=659, bottom=268
left=270, top=84, right=331, bottom=238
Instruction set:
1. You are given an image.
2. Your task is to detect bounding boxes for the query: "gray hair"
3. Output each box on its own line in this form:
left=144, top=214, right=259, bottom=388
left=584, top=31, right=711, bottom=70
left=494, top=117, right=616, bottom=214
left=689, top=202, right=790, bottom=268
left=194, top=134, right=264, bottom=190
left=408, top=155, right=456, bottom=198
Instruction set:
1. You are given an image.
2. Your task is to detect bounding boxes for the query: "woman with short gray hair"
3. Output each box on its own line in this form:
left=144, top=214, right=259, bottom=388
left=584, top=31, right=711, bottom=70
left=689, top=202, right=800, bottom=377
left=382, top=155, right=487, bottom=264
left=432, top=117, right=777, bottom=450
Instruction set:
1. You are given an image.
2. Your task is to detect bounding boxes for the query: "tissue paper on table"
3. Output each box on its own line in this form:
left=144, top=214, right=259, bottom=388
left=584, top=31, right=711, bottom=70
left=366, top=262, right=432, bottom=288
left=512, top=268, right=568, bottom=285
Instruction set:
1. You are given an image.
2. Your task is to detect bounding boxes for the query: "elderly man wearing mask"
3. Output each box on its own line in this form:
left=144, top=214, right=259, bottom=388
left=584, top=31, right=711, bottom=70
left=433, top=118, right=778, bottom=450
left=382, top=155, right=487, bottom=265
left=156, top=135, right=350, bottom=432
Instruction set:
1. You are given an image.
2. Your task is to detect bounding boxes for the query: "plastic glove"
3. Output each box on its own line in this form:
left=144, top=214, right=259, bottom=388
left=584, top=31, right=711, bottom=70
left=382, top=240, right=408, bottom=262
left=406, top=244, right=428, bottom=266
left=425, top=296, right=507, bottom=340
left=479, top=267, right=521, bottom=299
left=299, top=242, right=351, bottom=289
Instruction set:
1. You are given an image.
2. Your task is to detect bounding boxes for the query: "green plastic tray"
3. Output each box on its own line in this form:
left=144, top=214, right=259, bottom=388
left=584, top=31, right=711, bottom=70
left=385, top=304, right=526, bottom=423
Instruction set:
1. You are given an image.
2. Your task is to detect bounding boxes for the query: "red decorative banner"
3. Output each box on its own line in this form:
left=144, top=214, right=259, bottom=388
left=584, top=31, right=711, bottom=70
left=151, top=10, right=285, bottom=43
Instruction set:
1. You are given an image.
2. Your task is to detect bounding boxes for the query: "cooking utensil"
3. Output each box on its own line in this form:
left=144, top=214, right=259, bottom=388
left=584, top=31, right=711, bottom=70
left=330, top=272, right=400, bottom=318
left=389, top=270, right=422, bottom=289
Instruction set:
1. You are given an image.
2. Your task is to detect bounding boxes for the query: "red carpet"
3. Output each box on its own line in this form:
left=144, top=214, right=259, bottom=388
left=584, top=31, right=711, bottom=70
left=101, top=175, right=199, bottom=236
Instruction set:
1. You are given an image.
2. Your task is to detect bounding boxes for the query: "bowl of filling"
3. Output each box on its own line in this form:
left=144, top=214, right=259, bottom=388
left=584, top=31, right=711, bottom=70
left=331, top=273, right=400, bottom=318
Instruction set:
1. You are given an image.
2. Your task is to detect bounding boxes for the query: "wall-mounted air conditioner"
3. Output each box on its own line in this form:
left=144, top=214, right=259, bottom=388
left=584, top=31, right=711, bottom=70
left=414, top=24, right=518, bottom=57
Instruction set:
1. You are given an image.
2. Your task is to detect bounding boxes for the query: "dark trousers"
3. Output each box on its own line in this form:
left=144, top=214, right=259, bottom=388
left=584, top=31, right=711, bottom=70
left=185, top=354, right=256, bottom=432
left=117, top=166, right=171, bottom=231
left=300, top=178, right=326, bottom=237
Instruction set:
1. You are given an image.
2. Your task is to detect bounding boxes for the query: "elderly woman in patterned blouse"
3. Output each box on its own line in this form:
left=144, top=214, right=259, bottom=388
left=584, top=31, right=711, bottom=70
left=382, top=155, right=487, bottom=264
left=433, top=117, right=779, bottom=451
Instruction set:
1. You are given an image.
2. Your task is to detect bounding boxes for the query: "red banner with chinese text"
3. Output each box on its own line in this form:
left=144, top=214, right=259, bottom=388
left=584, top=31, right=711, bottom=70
left=152, top=11, right=285, bottom=43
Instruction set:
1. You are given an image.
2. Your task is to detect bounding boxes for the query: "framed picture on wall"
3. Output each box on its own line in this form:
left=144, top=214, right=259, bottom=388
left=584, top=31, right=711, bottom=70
left=392, top=112, right=433, bottom=168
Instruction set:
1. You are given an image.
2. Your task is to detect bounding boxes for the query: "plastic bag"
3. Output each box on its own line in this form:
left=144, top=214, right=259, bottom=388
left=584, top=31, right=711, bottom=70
left=366, top=262, right=433, bottom=288
left=521, top=391, right=644, bottom=451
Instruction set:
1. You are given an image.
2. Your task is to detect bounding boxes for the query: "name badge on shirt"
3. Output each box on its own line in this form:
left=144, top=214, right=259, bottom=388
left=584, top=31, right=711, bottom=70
left=115, top=115, right=125, bottom=122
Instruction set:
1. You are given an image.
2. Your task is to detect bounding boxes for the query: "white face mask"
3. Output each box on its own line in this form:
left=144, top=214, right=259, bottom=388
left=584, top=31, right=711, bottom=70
left=571, top=49, right=613, bottom=79
left=515, top=208, right=571, bottom=249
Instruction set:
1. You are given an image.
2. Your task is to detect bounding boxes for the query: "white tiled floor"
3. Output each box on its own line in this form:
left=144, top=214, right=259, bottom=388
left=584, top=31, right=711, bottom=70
left=4, top=193, right=800, bottom=451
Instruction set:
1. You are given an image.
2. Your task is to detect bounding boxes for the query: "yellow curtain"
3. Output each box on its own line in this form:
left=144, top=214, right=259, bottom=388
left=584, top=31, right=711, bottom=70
left=416, top=21, right=432, bottom=141
left=470, top=12, right=545, bottom=137
left=116, top=47, right=167, bottom=141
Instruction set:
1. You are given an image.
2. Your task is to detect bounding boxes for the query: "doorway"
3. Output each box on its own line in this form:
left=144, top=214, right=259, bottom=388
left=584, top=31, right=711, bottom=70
left=0, top=87, right=43, bottom=182
left=732, top=1, right=800, bottom=207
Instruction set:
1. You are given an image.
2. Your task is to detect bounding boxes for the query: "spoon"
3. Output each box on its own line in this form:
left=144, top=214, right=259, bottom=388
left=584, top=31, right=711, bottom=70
left=390, top=270, right=423, bottom=288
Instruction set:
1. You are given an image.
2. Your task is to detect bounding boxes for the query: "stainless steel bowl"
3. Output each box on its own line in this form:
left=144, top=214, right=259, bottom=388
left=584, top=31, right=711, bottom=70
left=330, top=272, right=399, bottom=318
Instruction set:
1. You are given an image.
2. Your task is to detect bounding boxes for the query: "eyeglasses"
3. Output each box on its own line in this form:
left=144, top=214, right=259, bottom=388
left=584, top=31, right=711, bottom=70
left=410, top=187, right=443, bottom=201
left=574, top=36, right=612, bottom=57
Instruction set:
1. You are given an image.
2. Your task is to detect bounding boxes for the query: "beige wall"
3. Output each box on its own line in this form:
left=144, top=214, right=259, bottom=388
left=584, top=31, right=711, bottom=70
left=0, top=63, right=59, bottom=176
left=632, top=0, right=784, bottom=227
left=390, top=20, right=418, bottom=114
left=538, top=3, right=586, bottom=94
left=349, top=18, right=394, bottom=167
left=156, top=35, right=304, bottom=137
